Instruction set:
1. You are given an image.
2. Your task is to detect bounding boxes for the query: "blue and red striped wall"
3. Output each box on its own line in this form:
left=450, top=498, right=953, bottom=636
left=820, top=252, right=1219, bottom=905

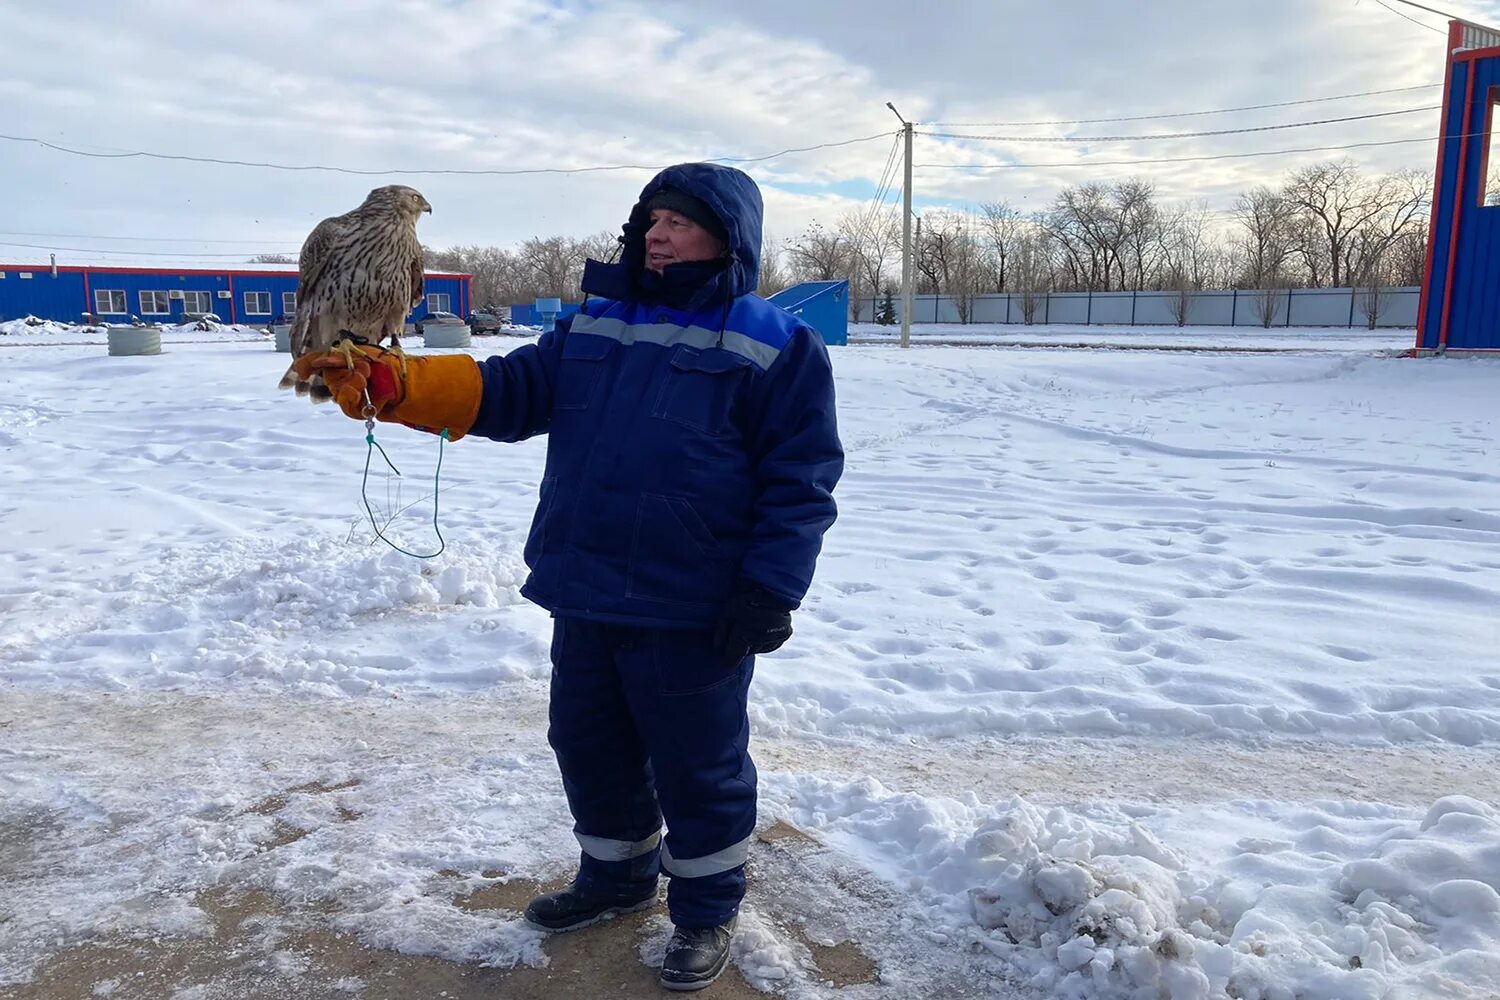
left=1417, top=20, right=1500, bottom=353
left=0, top=263, right=471, bottom=326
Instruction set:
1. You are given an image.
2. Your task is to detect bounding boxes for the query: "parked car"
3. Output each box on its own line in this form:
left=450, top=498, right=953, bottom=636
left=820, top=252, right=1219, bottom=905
left=414, top=311, right=464, bottom=336
left=468, top=308, right=508, bottom=335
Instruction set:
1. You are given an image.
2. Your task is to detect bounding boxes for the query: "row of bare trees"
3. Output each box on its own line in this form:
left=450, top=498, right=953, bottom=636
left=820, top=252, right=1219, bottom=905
left=771, top=159, right=1430, bottom=324
left=253, top=159, right=1430, bottom=318
left=255, top=233, right=619, bottom=310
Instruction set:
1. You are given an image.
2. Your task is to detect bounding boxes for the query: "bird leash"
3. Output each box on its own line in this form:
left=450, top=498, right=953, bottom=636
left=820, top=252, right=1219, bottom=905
left=359, top=389, right=449, bottom=560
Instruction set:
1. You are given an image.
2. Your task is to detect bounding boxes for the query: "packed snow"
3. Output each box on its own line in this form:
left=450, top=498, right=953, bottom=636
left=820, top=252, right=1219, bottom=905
left=2, top=329, right=1498, bottom=999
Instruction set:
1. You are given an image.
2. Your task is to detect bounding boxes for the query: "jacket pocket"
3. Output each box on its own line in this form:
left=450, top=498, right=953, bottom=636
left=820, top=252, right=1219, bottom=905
left=626, top=493, right=733, bottom=608
left=554, top=333, right=614, bottom=411
left=652, top=344, right=751, bottom=434
left=523, top=475, right=559, bottom=568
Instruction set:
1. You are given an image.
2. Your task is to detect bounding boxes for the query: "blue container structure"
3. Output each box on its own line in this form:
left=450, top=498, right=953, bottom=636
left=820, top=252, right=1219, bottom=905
left=535, top=297, right=562, bottom=333
left=767, top=280, right=849, bottom=346
left=1418, top=18, right=1500, bottom=354
left=0, top=263, right=471, bottom=326
left=508, top=301, right=582, bottom=328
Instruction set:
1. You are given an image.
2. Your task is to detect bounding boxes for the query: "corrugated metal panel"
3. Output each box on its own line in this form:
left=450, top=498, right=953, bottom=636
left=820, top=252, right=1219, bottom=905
left=0, top=266, right=470, bottom=326
left=0, top=268, right=87, bottom=322
left=768, top=280, right=849, bottom=345
left=1421, top=51, right=1500, bottom=350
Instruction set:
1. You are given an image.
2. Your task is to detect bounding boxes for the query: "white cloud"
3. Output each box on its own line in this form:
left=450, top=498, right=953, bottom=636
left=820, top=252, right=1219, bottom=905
left=0, top=0, right=1496, bottom=268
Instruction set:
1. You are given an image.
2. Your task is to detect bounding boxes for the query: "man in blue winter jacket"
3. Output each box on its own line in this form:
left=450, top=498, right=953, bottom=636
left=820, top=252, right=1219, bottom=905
left=295, top=162, right=844, bottom=991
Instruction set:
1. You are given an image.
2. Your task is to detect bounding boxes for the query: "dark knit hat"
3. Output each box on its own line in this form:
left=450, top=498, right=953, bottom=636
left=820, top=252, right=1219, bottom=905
left=645, top=186, right=728, bottom=244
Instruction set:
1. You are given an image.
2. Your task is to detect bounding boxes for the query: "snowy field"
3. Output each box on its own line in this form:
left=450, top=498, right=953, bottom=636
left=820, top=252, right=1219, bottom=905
left=3, top=330, right=1499, bottom=999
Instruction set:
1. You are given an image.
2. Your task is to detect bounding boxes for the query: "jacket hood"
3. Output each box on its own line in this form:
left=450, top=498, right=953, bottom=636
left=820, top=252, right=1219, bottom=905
left=581, top=162, right=763, bottom=307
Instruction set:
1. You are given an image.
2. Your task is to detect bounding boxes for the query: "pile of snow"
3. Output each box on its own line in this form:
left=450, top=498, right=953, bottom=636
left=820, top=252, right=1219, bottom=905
left=0, top=315, right=102, bottom=336
left=763, top=774, right=1500, bottom=1000
left=968, top=794, right=1500, bottom=999
left=0, top=316, right=269, bottom=342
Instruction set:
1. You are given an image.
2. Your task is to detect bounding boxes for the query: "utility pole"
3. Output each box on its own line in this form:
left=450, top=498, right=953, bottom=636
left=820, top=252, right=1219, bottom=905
left=887, top=102, right=913, bottom=349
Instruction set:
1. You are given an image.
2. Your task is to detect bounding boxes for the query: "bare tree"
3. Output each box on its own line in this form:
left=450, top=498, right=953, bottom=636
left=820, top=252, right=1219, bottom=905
left=1345, top=169, right=1429, bottom=291
left=1164, top=264, right=1194, bottom=327
left=249, top=253, right=296, bottom=264
left=1283, top=160, right=1427, bottom=289
left=1042, top=179, right=1165, bottom=291
left=978, top=201, right=1021, bottom=291
left=786, top=222, right=852, bottom=283
left=756, top=231, right=791, bottom=298
left=916, top=211, right=985, bottom=322
left=1011, top=219, right=1052, bottom=325
left=837, top=210, right=899, bottom=321
left=1234, top=186, right=1298, bottom=288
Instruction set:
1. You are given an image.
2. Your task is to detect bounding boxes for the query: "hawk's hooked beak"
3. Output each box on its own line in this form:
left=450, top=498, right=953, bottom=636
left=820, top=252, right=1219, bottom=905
left=422, top=201, right=433, bottom=215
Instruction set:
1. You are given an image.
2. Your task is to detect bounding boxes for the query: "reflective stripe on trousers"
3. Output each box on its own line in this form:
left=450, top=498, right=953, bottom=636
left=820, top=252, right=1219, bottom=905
left=577, top=829, right=662, bottom=863
left=661, top=833, right=753, bottom=879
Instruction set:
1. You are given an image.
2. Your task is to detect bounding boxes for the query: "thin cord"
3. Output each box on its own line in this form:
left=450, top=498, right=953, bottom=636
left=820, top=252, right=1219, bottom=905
left=0, top=130, right=897, bottom=177
left=1382, top=0, right=1470, bottom=19
left=914, top=132, right=1461, bottom=170
left=926, top=83, right=1443, bottom=127
left=361, top=425, right=448, bottom=560
left=1368, top=0, right=1448, bottom=32
left=919, top=105, right=1438, bottom=143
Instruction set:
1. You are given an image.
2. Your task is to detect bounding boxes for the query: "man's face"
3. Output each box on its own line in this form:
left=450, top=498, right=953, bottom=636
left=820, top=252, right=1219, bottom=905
left=644, top=209, right=725, bottom=275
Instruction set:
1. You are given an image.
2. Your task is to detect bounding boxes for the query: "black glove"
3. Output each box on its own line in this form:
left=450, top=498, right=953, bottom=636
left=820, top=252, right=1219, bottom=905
left=714, top=581, right=794, bottom=664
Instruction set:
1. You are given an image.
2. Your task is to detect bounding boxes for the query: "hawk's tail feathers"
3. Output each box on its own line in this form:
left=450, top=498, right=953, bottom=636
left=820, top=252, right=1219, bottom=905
left=277, top=304, right=315, bottom=394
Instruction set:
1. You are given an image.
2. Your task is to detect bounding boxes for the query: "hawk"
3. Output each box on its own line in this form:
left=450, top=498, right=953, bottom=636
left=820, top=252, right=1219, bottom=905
left=277, top=184, right=432, bottom=401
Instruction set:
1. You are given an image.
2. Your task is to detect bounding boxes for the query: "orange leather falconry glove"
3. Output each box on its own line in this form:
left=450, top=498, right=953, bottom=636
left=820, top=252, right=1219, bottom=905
left=291, top=344, right=484, bottom=441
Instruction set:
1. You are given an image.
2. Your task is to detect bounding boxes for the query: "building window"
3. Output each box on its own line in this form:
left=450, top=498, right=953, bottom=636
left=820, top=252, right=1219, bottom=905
left=244, top=291, right=271, bottom=315
left=282, top=291, right=297, bottom=316
left=95, top=289, right=126, bottom=314
left=427, top=293, right=451, bottom=313
left=1483, top=87, right=1500, bottom=207
left=139, top=290, right=170, bottom=315
left=182, top=290, right=213, bottom=314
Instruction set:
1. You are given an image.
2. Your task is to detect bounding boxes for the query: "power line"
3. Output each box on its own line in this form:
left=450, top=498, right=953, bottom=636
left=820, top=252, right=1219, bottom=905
left=0, top=130, right=897, bottom=177
left=918, top=105, right=1438, bottom=143
left=925, top=82, right=1442, bottom=128
left=1367, top=0, right=1448, bottom=33
left=853, top=133, right=904, bottom=238
left=1382, top=0, right=1468, bottom=19
left=914, top=133, right=1445, bottom=171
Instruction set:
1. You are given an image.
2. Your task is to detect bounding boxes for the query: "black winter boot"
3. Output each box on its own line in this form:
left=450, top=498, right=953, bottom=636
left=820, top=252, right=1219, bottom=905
left=522, top=880, right=658, bottom=933
left=659, top=917, right=737, bottom=991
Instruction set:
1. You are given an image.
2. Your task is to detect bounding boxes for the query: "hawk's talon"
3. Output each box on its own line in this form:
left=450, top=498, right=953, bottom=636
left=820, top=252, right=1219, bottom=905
left=387, top=339, right=410, bottom=378
left=330, top=337, right=363, bottom=370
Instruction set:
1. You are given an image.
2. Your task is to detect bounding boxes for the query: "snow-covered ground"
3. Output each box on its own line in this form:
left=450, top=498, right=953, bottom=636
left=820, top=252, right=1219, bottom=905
left=2, top=333, right=1498, bottom=998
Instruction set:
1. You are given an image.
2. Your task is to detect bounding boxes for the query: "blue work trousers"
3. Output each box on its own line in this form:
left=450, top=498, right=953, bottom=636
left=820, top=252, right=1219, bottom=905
left=548, top=617, right=757, bottom=928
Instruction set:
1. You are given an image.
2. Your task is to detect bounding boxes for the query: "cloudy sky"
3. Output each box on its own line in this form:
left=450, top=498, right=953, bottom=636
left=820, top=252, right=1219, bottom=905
left=1, top=0, right=1496, bottom=266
